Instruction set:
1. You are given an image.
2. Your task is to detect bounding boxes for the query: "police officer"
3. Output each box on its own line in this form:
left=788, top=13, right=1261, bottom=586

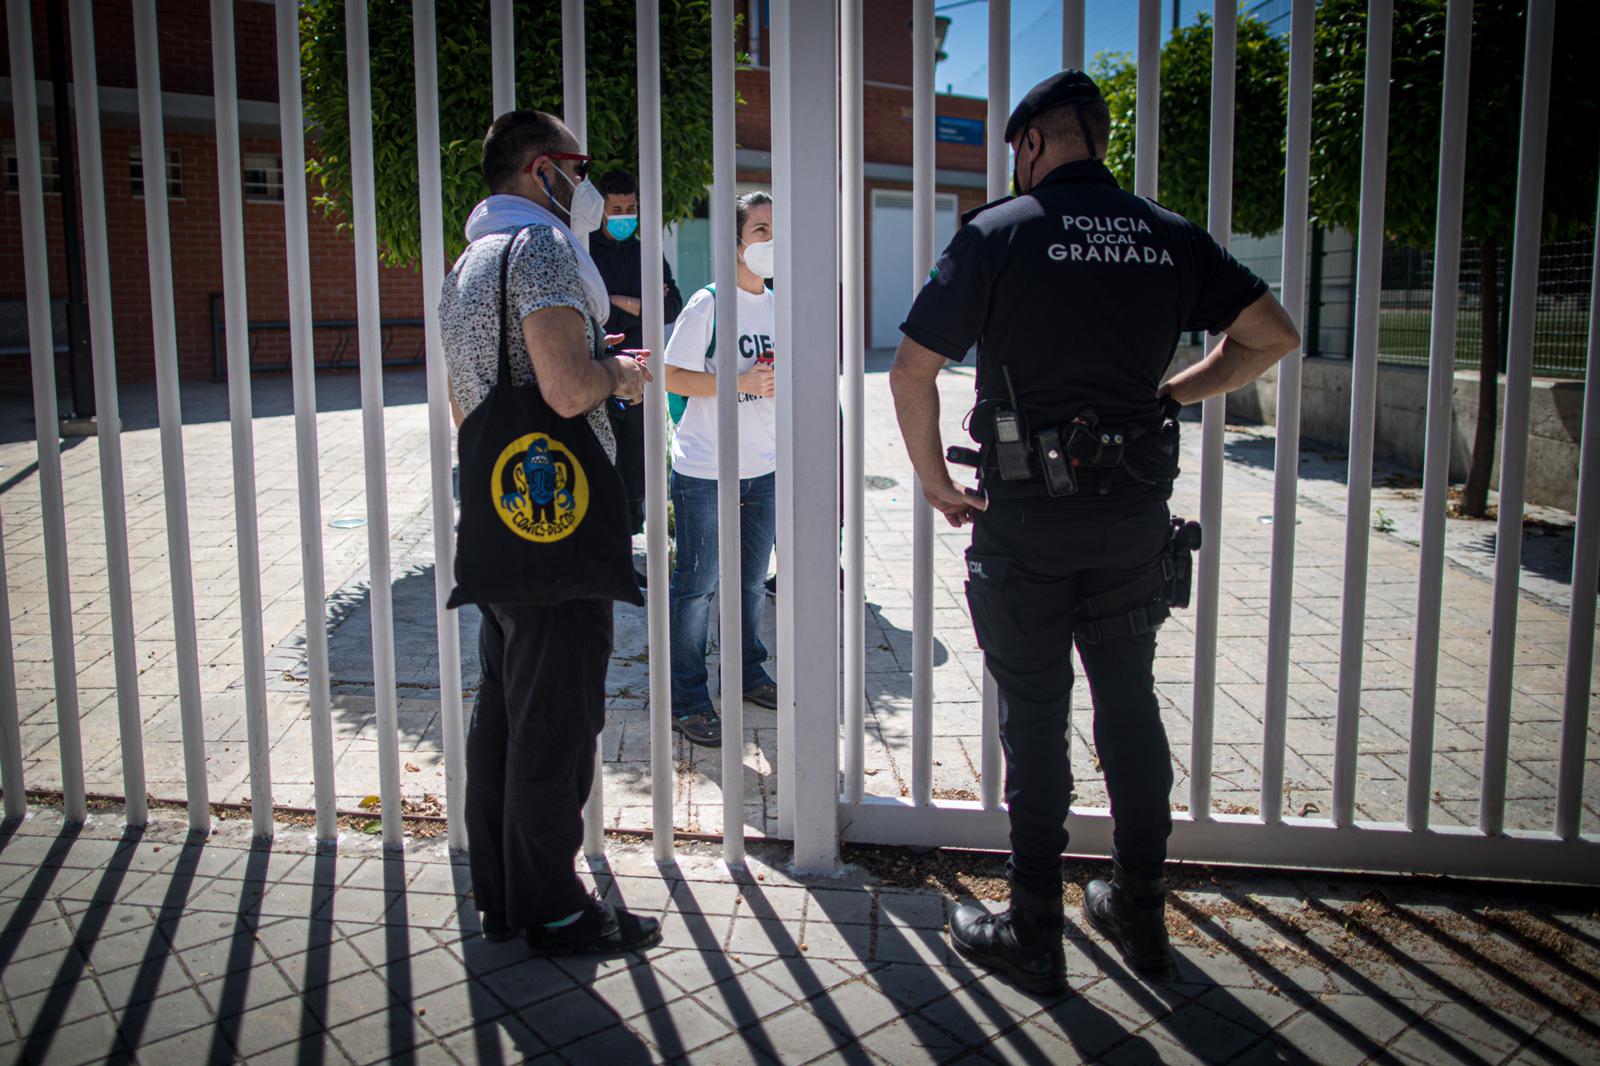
left=889, top=70, right=1299, bottom=992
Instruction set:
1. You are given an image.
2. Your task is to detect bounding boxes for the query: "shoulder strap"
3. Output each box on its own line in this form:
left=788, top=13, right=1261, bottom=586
left=495, top=226, right=531, bottom=386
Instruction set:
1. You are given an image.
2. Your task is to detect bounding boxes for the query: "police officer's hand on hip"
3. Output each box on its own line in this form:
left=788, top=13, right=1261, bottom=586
left=890, top=69, right=1299, bottom=994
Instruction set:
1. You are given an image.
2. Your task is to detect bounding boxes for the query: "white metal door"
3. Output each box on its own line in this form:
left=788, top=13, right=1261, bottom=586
left=869, top=190, right=958, bottom=348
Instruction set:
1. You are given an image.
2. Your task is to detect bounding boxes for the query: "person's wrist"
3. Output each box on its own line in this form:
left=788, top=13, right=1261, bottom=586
left=603, top=356, right=624, bottom=394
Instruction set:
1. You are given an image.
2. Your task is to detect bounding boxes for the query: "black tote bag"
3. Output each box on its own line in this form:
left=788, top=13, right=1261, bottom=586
left=447, top=228, right=644, bottom=609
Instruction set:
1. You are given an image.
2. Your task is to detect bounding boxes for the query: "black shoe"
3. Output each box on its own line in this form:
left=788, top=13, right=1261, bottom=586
left=743, top=682, right=779, bottom=710
left=1083, top=879, right=1178, bottom=980
left=949, top=902, right=1068, bottom=995
left=635, top=569, right=648, bottom=590
left=525, top=895, right=662, bottom=957
left=765, top=574, right=777, bottom=599
left=481, top=911, right=517, bottom=943
left=672, top=710, right=722, bottom=747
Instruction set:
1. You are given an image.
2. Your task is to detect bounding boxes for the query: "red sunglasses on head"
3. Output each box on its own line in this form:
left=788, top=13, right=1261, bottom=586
left=527, top=151, right=592, bottom=181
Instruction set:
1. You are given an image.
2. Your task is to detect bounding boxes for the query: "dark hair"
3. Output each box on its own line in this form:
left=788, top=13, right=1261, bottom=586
left=596, top=170, right=638, bottom=197
left=481, top=110, right=569, bottom=192
left=736, top=190, right=773, bottom=242
left=1033, top=99, right=1111, bottom=159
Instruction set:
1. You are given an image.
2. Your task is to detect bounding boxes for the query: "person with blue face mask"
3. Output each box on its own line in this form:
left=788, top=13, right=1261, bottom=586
left=589, top=170, right=684, bottom=549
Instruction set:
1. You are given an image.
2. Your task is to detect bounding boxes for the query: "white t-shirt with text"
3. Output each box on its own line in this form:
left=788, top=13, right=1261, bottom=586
left=665, top=285, right=778, bottom=480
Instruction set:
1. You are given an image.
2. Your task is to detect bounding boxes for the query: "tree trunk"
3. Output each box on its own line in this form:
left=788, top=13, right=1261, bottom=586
left=1460, top=235, right=1501, bottom=517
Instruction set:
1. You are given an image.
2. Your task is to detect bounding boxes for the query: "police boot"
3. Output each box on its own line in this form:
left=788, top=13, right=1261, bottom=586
left=949, top=902, right=1068, bottom=995
left=1083, top=867, right=1177, bottom=981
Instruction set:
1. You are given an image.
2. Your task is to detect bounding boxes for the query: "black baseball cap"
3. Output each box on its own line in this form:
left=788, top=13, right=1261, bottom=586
left=1004, top=69, right=1106, bottom=147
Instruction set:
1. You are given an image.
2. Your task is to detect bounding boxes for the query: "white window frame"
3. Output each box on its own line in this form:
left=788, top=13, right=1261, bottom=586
left=130, top=144, right=184, bottom=201
left=242, top=152, right=285, bottom=203
left=3, top=139, right=63, bottom=195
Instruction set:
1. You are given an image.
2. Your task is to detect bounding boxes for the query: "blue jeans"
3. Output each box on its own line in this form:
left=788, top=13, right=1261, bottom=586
left=670, top=471, right=777, bottom=717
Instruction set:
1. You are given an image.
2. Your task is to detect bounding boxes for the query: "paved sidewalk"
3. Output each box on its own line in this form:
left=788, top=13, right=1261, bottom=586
left=2, top=804, right=1597, bottom=1065
left=1, top=353, right=1594, bottom=838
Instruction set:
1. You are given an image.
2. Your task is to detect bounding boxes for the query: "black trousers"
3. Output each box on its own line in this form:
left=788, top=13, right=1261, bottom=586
left=964, top=495, right=1174, bottom=917
left=610, top=401, right=647, bottom=536
left=466, top=600, right=613, bottom=927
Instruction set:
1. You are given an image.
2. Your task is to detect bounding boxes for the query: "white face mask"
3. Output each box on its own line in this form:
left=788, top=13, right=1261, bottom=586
left=741, top=238, right=776, bottom=279
left=544, top=163, right=606, bottom=235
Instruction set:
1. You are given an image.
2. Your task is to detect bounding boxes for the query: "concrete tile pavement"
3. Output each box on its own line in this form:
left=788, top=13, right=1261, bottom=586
left=0, top=805, right=1596, bottom=1064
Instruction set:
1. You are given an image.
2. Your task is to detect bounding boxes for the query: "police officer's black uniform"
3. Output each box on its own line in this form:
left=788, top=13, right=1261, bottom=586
left=899, top=71, right=1267, bottom=990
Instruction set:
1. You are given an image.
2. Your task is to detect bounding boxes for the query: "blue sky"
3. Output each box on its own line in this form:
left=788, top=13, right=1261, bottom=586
left=936, top=0, right=1163, bottom=106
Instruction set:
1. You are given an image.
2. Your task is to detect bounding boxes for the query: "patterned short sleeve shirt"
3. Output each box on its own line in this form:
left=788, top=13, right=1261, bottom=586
left=439, top=224, right=616, bottom=462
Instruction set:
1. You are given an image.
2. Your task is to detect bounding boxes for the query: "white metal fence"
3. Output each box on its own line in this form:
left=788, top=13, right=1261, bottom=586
left=1, top=0, right=1596, bottom=886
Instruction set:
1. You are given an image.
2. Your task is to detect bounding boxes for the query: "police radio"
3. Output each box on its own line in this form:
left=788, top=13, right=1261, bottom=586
left=992, top=367, right=1034, bottom=482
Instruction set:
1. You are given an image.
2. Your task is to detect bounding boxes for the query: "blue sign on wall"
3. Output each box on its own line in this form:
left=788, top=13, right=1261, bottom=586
left=936, top=116, right=985, bottom=146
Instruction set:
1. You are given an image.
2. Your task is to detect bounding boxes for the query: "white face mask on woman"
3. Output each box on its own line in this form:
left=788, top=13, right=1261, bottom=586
left=740, top=238, right=776, bottom=280
left=542, top=163, right=606, bottom=236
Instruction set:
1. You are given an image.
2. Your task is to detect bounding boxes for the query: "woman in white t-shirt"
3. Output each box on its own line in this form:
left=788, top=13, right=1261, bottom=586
left=662, top=191, right=778, bottom=747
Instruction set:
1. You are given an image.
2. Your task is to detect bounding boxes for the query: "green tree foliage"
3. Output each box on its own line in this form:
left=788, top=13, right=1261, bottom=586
left=299, top=0, right=719, bottom=268
left=1096, top=15, right=1288, bottom=237
left=1309, top=0, right=1598, bottom=515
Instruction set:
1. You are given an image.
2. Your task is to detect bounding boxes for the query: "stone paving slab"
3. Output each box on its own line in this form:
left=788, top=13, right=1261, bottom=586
left=0, top=805, right=1597, bottom=1065
left=1, top=353, right=1597, bottom=842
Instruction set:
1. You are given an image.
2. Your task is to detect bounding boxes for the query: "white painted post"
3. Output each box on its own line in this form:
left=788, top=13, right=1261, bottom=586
left=638, top=0, right=676, bottom=865
left=8, top=0, right=84, bottom=825
left=910, top=0, right=936, bottom=810
left=1191, top=0, right=1237, bottom=822
left=979, top=0, right=1009, bottom=813
left=276, top=0, right=338, bottom=844
left=0, top=508, right=23, bottom=821
left=492, top=0, right=515, bottom=115
left=710, top=0, right=745, bottom=866
left=1331, top=0, right=1394, bottom=829
left=412, top=0, right=467, bottom=852
left=1135, top=0, right=1161, bottom=199
left=1556, top=171, right=1600, bottom=842
left=1407, top=0, right=1472, bottom=833
left=1480, top=0, right=1555, bottom=837
left=1261, top=0, right=1314, bottom=825
left=67, top=0, right=145, bottom=826
left=1062, top=0, right=1085, bottom=69
left=343, top=0, right=404, bottom=846
left=773, top=0, right=841, bottom=873
left=559, top=0, right=605, bottom=862
left=131, top=0, right=209, bottom=834
left=210, top=0, right=275, bottom=838
left=842, top=0, right=868, bottom=807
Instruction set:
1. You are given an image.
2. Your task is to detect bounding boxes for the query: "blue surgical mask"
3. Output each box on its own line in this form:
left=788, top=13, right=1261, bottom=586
left=605, top=214, right=639, bottom=241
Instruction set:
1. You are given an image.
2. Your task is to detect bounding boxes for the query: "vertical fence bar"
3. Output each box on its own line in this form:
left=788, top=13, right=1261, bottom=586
left=1407, top=0, right=1472, bottom=833
left=7, top=0, right=84, bottom=824
left=978, top=0, right=1008, bottom=813
left=710, top=0, right=745, bottom=864
left=412, top=0, right=466, bottom=852
left=842, top=0, right=868, bottom=806
left=910, top=0, right=936, bottom=809
left=1555, top=172, right=1600, bottom=842
left=491, top=0, right=514, bottom=115
left=1480, top=0, right=1555, bottom=837
left=1260, top=0, right=1314, bottom=825
left=773, top=0, right=841, bottom=873
left=0, top=509, right=24, bottom=821
left=1331, top=0, right=1394, bottom=829
left=1134, top=0, right=1160, bottom=199
left=211, top=0, right=275, bottom=838
left=1190, top=0, right=1237, bottom=821
left=772, top=0, right=795, bottom=837
left=344, top=0, right=403, bottom=846
left=638, top=0, right=675, bottom=864
left=276, top=0, right=337, bottom=843
left=67, top=0, right=145, bottom=825
left=560, top=0, right=606, bottom=862
left=1062, top=0, right=1084, bottom=70
left=132, top=0, right=209, bottom=833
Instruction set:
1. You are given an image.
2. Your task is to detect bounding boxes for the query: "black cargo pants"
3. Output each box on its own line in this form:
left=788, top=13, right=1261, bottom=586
left=466, top=600, right=613, bottom=928
left=964, top=495, right=1175, bottom=918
